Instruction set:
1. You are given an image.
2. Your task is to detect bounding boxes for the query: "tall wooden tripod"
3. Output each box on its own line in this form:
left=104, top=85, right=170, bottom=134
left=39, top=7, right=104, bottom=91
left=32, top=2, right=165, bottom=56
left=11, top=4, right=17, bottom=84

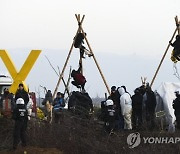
left=53, top=14, right=110, bottom=99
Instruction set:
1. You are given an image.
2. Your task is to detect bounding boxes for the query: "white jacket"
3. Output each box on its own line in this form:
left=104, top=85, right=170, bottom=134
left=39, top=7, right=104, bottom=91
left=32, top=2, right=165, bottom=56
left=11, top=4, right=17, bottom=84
left=27, top=96, right=33, bottom=119
left=118, top=87, right=132, bottom=115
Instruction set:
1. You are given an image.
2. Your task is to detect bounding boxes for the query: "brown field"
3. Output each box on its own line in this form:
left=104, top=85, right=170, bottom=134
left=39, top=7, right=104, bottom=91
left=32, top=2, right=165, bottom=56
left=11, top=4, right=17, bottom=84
left=1, top=111, right=180, bottom=154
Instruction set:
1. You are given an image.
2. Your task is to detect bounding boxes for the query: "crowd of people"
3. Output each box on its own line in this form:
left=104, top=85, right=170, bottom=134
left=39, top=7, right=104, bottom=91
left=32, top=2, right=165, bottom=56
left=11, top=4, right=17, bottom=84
left=101, top=84, right=161, bottom=133
left=0, top=83, right=33, bottom=150
left=1, top=81, right=180, bottom=150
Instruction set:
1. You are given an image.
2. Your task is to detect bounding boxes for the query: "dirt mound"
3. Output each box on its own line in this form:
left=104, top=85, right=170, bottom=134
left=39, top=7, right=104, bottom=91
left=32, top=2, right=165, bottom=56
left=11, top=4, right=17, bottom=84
left=0, top=146, right=62, bottom=154
left=1, top=111, right=180, bottom=154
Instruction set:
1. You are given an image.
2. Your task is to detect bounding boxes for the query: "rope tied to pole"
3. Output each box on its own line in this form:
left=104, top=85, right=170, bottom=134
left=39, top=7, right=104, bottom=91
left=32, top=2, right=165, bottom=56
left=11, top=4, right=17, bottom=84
left=173, top=63, right=180, bottom=81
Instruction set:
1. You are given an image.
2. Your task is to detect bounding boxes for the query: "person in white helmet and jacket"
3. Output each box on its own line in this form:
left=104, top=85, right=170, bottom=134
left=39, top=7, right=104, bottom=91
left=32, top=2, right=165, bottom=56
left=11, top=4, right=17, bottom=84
left=118, top=87, right=132, bottom=130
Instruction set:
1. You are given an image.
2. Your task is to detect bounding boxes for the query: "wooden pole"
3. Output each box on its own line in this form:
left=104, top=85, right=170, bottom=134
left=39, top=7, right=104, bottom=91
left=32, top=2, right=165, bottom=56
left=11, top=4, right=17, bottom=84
left=63, top=67, right=72, bottom=95
left=53, top=15, right=85, bottom=99
left=150, top=26, right=178, bottom=87
left=175, top=16, right=180, bottom=35
left=57, top=66, right=70, bottom=96
left=76, top=14, right=83, bottom=75
left=75, top=15, right=111, bottom=95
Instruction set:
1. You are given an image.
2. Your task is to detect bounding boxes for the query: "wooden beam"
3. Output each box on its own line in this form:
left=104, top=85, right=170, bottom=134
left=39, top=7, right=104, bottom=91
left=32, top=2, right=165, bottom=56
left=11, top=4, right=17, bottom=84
left=75, top=16, right=111, bottom=95
left=175, top=16, right=180, bottom=35
left=53, top=15, right=85, bottom=99
left=150, top=26, right=178, bottom=87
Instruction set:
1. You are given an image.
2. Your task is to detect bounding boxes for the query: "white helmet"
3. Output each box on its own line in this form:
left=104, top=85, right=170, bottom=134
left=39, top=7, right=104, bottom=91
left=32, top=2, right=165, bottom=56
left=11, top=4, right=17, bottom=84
left=175, top=89, right=180, bottom=95
left=16, top=98, right=25, bottom=105
left=105, top=99, right=113, bottom=106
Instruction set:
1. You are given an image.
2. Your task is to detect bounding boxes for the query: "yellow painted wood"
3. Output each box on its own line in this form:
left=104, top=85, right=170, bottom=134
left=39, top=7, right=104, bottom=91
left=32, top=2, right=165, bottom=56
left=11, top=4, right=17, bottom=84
left=0, top=50, right=18, bottom=78
left=0, top=50, right=41, bottom=94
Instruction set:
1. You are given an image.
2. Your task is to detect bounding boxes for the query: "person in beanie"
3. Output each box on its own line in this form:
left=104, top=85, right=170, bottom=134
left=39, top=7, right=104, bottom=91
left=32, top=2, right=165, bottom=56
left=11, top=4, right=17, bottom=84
left=15, top=83, right=29, bottom=105
left=12, top=98, right=28, bottom=150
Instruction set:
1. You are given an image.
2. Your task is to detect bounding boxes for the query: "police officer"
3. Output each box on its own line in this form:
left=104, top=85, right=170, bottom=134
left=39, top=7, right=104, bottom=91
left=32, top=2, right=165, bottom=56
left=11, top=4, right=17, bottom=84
left=12, top=98, right=28, bottom=150
left=104, top=99, right=116, bottom=133
left=173, top=89, right=180, bottom=130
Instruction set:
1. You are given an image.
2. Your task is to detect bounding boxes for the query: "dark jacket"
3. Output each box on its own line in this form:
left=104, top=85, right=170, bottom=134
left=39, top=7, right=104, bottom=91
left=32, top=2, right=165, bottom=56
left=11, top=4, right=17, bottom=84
left=15, top=89, right=29, bottom=105
left=173, top=97, right=180, bottom=116
left=42, top=91, right=53, bottom=105
left=145, top=90, right=156, bottom=113
left=171, top=37, right=180, bottom=51
left=74, top=33, right=84, bottom=48
left=109, top=91, right=120, bottom=110
left=12, top=104, right=28, bottom=121
left=132, top=93, right=143, bottom=111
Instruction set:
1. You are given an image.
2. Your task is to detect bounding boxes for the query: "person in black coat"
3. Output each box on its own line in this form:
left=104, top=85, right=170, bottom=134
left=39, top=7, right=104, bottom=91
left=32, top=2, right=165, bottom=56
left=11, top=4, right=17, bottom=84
left=15, top=83, right=29, bottom=105
left=12, top=98, right=28, bottom=150
left=145, top=84, right=156, bottom=130
left=170, top=35, right=180, bottom=61
left=173, top=90, right=180, bottom=130
left=131, top=88, right=143, bottom=129
left=109, top=86, right=122, bottom=130
left=74, top=32, right=87, bottom=58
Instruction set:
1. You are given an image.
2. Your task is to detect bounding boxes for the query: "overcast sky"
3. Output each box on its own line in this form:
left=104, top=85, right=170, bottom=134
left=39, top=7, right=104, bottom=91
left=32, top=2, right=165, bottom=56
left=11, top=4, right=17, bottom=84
left=0, top=0, right=180, bottom=98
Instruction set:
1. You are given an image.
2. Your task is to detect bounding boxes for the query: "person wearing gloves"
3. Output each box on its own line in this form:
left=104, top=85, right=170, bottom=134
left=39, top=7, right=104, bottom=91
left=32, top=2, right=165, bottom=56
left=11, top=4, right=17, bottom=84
left=118, top=87, right=132, bottom=130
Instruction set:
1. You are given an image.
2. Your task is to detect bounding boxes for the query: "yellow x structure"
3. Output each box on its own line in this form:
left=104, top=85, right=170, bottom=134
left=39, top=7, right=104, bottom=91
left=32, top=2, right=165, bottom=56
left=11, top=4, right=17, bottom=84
left=0, top=50, right=41, bottom=94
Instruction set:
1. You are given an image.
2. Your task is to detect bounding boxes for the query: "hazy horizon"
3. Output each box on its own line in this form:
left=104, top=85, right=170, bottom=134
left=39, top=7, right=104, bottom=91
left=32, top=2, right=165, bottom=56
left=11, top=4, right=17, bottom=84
left=0, top=0, right=180, bottom=97
left=1, top=49, right=180, bottom=98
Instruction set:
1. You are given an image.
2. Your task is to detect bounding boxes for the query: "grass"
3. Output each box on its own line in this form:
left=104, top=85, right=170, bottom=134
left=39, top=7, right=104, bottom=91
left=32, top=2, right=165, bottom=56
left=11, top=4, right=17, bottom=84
left=1, top=111, right=180, bottom=154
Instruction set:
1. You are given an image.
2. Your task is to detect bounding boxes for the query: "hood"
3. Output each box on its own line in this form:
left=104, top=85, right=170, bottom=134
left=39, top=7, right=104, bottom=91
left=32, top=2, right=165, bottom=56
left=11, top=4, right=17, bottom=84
left=118, top=87, right=125, bottom=95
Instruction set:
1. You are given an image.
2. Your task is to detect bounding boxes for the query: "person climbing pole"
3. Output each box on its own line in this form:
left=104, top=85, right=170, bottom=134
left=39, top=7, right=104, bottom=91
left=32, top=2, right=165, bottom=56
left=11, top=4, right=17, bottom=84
left=74, top=32, right=86, bottom=58
left=71, top=62, right=86, bottom=91
left=74, top=32, right=92, bottom=59
left=170, top=34, right=180, bottom=62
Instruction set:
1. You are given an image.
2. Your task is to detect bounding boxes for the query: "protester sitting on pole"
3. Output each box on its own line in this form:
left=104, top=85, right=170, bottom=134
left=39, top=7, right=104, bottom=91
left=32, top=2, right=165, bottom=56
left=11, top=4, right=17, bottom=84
left=74, top=32, right=86, bottom=58
left=71, top=62, right=86, bottom=91
left=74, top=32, right=92, bottom=58
left=170, top=34, right=180, bottom=62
